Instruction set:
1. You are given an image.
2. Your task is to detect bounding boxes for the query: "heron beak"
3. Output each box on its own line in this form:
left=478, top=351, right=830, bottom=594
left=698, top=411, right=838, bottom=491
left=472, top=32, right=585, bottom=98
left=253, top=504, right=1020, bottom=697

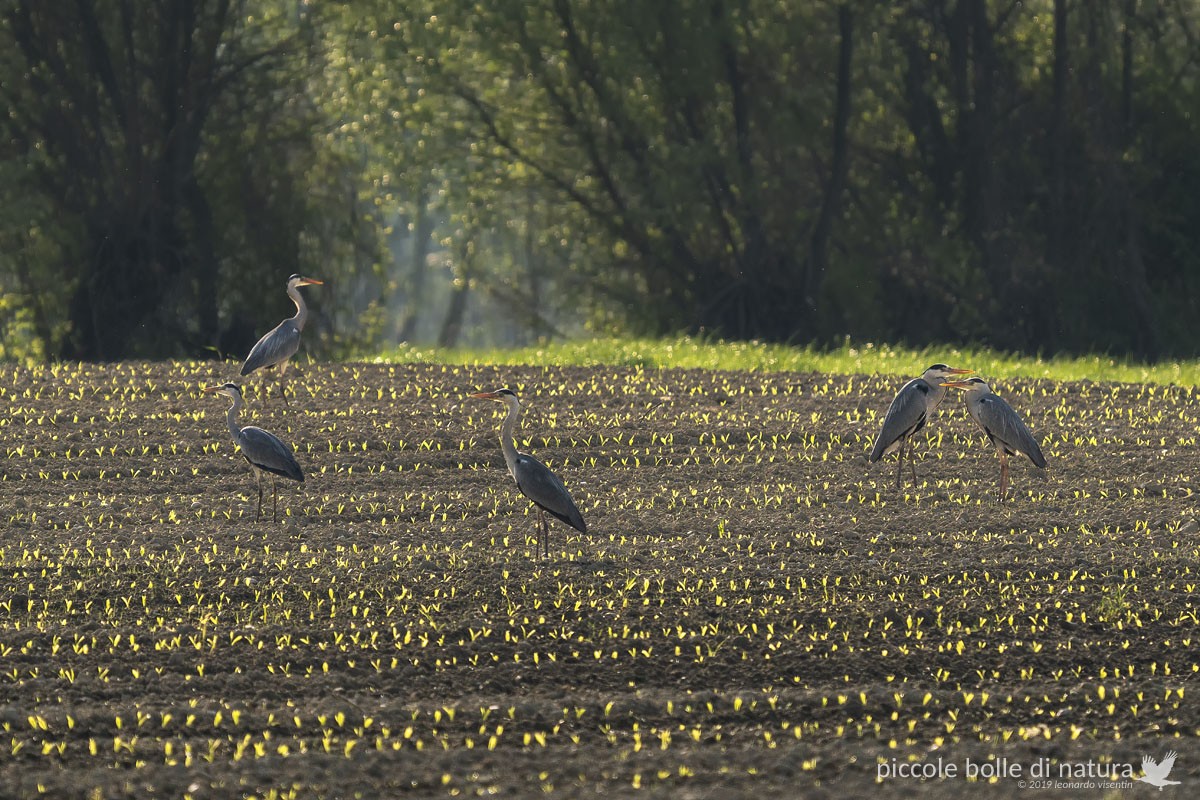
left=940, top=380, right=973, bottom=389
left=203, top=386, right=221, bottom=394
left=299, top=277, right=324, bottom=286
left=471, top=391, right=500, bottom=400
left=947, top=367, right=974, bottom=375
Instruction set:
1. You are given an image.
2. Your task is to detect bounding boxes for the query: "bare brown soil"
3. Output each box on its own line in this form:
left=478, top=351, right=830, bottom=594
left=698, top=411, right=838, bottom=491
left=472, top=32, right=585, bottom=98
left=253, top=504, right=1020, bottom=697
left=0, top=361, right=1197, bottom=798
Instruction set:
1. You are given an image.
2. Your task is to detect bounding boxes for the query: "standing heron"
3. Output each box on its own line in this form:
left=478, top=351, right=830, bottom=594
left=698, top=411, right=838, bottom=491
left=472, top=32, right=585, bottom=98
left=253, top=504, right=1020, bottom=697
left=941, top=377, right=1046, bottom=496
left=869, top=364, right=974, bottom=488
left=471, top=388, right=587, bottom=558
left=205, top=382, right=304, bottom=520
left=240, top=274, right=323, bottom=404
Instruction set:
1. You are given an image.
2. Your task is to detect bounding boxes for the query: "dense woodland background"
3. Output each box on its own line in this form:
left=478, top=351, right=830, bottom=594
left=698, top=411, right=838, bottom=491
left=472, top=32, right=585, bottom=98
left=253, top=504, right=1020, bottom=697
left=1, top=0, right=1198, bottom=363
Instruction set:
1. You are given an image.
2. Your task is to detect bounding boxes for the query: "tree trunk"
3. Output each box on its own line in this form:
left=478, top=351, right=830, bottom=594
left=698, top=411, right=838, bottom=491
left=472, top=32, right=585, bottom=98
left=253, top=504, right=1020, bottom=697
left=61, top=218, right=169, bottom=360
left=1049, top=0, right=1067, bottom=271
left=186, top=175, right=219, bottom=353
left=802, top=4, right=853, bottom=337
left=524, top=189, right=545, bottom=343
left=962, top=0, right=999, bottom=286
left=437, top=281, right=470, bottom=349
left=398, top=181, right=432, bottom=343
left=1117, top=0, right=1157, bottom=356
left=438, top=237, right=475, bottom=349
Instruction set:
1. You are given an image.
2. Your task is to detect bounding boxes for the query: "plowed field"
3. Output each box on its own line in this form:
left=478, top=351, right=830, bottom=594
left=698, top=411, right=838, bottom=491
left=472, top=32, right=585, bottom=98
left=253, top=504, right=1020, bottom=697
left=0, top=361, right=1197, bottom=798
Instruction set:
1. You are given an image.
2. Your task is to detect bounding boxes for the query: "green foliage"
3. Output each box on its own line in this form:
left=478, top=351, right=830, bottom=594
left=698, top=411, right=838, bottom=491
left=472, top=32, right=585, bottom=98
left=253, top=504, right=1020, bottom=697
left=4, top=1, right=1200, bottom=361
left=380, top=0, right=853, bottom=339
left=0, top=0, right=380, bottom=361
left=372, top=335, right=1200, bottom=386
left=351, top=0, right=1200, bottom=356
left=2, top=359, right=1198, bottom=793
left=0, top=295, right=42, bottom=364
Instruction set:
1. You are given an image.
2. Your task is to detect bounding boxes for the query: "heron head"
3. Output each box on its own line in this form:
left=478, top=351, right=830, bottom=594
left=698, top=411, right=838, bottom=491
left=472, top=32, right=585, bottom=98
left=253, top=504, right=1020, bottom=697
left=925, top=364, right=974, bottom=381
left=471, top=388, right=520, bottom=405
left=288, top=274, right=324, bottom=288
left=203, top=382, right=242, bottom=400
left=940, top=376, right=989, bottom=392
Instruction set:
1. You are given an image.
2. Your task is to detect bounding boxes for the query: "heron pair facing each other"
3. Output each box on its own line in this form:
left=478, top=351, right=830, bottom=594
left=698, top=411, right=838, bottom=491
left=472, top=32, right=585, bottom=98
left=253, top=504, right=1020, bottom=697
left=869, top=364, right=1046, bottom=495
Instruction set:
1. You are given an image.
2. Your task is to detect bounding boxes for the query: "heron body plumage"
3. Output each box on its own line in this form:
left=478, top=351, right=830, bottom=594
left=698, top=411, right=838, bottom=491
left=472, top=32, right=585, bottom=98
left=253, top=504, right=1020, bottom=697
left=512, top=452, right=587, bottom=534
left=970, top=394, right=1047, bottom=469
left=869, top=377, right=940, bottom=461
left=241, top=319, right=301, bottom=376
left=472, top=388, right=586, bottom=557
left=869, top=364, right=973, bottom=487
left=942, top=377, right=1045, bottom=495
left=238, top=426, right=305, bottom=482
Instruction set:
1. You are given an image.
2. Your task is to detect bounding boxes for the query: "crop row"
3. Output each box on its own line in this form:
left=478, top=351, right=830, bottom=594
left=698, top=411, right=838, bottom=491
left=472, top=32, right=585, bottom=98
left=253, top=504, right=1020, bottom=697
left=1, top=361, right=1198, bottom=795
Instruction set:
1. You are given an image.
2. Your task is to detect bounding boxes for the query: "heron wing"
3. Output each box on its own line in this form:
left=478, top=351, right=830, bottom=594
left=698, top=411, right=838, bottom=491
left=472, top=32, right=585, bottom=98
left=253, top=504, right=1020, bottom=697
left=241, top=320, right=301, bottom=375
left=238, top=426, right=304, bottom=481
left=513, top=453, right=586, bottom=533
left=869, top=379, right=932, bottom=461
left=972, top=394, right=1046, bottom=468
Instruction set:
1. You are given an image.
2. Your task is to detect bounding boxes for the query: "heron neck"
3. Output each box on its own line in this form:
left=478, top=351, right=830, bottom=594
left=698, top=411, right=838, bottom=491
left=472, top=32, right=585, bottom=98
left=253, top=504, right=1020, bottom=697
left=288, top=283, right=309, bottom=331
left=225, top=394, right=243, bottom=441
left=498, top=399, right=522, bottom=479
left=926, top=381, right=948, bottom=411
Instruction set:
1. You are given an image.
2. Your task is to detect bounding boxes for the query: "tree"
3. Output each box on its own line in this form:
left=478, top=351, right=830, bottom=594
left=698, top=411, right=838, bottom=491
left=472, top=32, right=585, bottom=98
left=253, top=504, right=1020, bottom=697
left=6, top=0, right=1200, bottom=361
left=0, top=0, right=369, bottom=360
left=375, top=0, right=859, bottom=341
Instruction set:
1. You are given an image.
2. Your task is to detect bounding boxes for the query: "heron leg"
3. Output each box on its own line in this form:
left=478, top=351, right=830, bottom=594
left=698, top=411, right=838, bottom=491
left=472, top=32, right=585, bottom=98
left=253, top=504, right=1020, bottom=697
left=538, top=507, right=547, bottom=559
left=272, top=475, right=279, bottom=520
left=998, top=450, right=1010, bottom=498
left=254, top=470, right=263, bottom=521
left=279, top=361, right=291, bottom=406
left=909, top=441, right=919, bottom=486
left=895, top=438, right=905, bottom=489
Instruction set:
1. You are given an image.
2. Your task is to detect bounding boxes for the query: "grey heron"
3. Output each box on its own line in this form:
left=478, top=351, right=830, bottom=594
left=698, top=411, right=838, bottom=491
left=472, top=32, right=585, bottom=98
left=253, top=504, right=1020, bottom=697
left=869, top=364, right=974, bottom=487
left=240, top=274, right=323, bottom=403
left=472, top=389, right=587, bottom=558
left=205, top=382, right=304, bottom=520
left=941, top=377, right=1046, bottom=496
